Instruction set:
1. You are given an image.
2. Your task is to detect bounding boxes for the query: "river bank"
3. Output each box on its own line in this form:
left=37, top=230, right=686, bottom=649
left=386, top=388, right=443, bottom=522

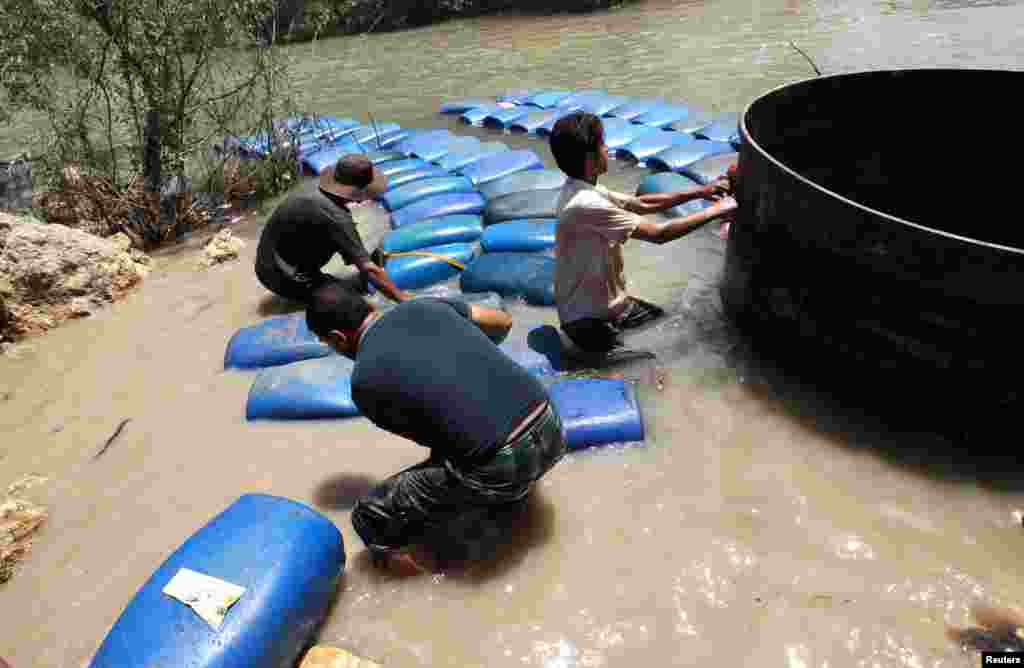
left=274, top=0, right=638, bottom=42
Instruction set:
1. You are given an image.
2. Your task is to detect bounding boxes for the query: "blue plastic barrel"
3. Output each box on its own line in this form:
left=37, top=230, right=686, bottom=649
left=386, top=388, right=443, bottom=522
left=224, top=313, right=330, bottom=370
left=87, top=494, right=345, bottom=668
left=460, top=252, right=556, bottom=306
left=549, top=378, right=645, bottom=450
left=382, top=215, right=484, bottom=253
left=379, top=176, right=477, bottom=212
left=481, top=220, right=558, bottom=253
left=390, top=192, right=487, bottom=229
left=384, top=241, right=478, bottom=290
left=458, top=150, right=544, bottom=187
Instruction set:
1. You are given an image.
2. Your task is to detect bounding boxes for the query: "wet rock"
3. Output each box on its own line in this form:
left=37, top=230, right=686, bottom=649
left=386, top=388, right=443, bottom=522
left=200, top=229, right=246, bottom=268
left=0, top=214, right=150, bottom=340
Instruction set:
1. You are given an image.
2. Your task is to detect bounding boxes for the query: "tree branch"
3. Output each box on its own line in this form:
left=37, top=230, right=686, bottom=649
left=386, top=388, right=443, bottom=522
left=788, top=41, right=823, bottom=77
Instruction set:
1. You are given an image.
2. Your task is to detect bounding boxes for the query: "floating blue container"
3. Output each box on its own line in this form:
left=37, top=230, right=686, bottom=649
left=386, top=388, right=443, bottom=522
left=481, top=220, right=558, bottom=253
left=509, top=110, right=562, bottom=134
left=668, top=110, right=717, bottom=135
left=375, top=129, right=411, bottom=149
left=646, top=140, right=735, bottom=173
left=439, top=98, right=494, bottom=114
left=390, top=192, right=487, bottom=229
left=601, top=118, right=659, bottom=150
left=384, top=241, right=478, bottom=290
left=435, top=142, right=509, bottom=171
left=457, top=149, right=544, bottom=187
left=549, top=378, right=644, bottom=450
left=497, top=89, right=538, bottom=105
left=615, top=130, right=696, bottom=163
left=381, top=215, right=484, bottom=253
left=479, top=169, right=567, bottom=200
left=461, top=104, right=508, bottom=126
left=379, top=157, right=430, bottom=177
left=411, top=136, right=481, bottom=163
left=484, top=188, right=562, bottom=226
left=224, top=313, right=330, bottom=370
left=349, top=122, right=402, bottom=146
left=525, top=90, right=573, bottom=108
left=606, top=98, right=665, bottom=121
left=379, top=176, right=477, bottom=212
left=87, top=494, right=345, bottom=668
left=694, top=112, right=741, bottom=144
left=299, top=136, right=364, bottom=175
left=578, top=95, right=631, bottom=116
left=483, top=106, right=532, bottom=128
left=632, top=104, right=692, bottom=128
left=461, top=252, right=556, bottom=306
left=535, top=106, right=588, bottom=135
left=677, top=152, right=738, bottom=185
left=555, top=90, right=608, bottom=108
left=247, top=356, right=359, bottom=420
left=364, top=150, right=407, bottom=165
left=393, top=129, right=454, bottom=156
left=386, top=166, right=452, bottom=190
left=636, top=172, right=702, bottom=196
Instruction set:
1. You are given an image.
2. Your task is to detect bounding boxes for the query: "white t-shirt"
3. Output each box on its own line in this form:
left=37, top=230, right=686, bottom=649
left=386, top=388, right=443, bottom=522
left=554, top=178, right=646, bottom=325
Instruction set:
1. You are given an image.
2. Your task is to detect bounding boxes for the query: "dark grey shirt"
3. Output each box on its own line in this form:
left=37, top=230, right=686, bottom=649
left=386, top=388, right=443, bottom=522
left=351, top=298, right=549, bottom=462
left=256, top=189, right=369, bottom=280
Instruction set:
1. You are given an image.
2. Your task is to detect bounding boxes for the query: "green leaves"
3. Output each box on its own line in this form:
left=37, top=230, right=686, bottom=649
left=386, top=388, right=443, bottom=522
left=1, top=0, right=295, bottom=194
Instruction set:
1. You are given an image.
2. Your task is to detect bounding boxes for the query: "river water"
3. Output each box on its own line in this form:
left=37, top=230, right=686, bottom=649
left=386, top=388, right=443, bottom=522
left=3, top=0, right=1024, bottom=666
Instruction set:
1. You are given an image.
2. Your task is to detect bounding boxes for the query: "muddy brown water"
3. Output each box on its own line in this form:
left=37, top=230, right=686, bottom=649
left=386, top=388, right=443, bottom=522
left=4, top=0, right=1024, bottom=665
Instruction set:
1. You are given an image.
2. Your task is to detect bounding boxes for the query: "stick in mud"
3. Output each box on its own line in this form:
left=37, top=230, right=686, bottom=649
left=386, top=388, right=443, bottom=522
left=93, top=418, right=132, bottom=460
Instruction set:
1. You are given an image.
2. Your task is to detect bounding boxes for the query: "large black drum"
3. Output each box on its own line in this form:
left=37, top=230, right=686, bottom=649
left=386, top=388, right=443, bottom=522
left=723, top=69, right=1024, bottom=393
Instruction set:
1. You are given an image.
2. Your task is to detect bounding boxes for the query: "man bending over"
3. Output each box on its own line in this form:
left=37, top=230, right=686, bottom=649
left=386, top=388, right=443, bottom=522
left=306, top=282, right=567, bottom=571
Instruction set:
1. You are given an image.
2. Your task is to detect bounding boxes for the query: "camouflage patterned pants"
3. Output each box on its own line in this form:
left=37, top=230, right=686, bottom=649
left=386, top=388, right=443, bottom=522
left=351, top=403, right=566, bottom=553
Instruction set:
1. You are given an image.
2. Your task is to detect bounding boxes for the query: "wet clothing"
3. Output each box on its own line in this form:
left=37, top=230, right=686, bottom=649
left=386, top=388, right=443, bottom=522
left=348, top=297, right=565, bottom=553
left=561, top=296, right=666, bottom=353
left=255, top=188, right=370, bottom=303
left=351, top=403, right=565, bottom=553
left=554, top=179, right=666, bottom=353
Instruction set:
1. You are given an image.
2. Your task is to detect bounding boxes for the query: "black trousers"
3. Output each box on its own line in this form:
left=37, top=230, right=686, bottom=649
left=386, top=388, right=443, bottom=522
left=561, top=296, right=666, bottom=353
left=256, top=262, right=368, bottom=304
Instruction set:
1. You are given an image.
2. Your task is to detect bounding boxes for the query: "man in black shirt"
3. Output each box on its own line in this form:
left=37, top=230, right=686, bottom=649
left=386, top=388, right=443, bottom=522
left=306, top=282, right=567, bottom=571
left=256, top=154, right=410, bottom=304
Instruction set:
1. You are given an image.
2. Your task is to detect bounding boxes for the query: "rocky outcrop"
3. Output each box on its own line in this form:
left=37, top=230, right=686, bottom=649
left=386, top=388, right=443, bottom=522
left=0, top=213, right=150, bottom=341
left=200, top=228, right=246, bottom=268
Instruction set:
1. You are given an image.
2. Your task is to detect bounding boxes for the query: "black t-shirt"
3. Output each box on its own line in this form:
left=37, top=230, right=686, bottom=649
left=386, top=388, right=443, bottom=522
left=256, top=188, right=369, bottom=277
left=351, top=298, right=549, bottom=462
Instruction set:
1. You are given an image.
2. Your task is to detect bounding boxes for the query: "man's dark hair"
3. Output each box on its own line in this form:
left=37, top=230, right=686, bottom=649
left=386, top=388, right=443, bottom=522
left=549, top=112, right=605, bottom=180
left=306, top=280, right=372, bottom=337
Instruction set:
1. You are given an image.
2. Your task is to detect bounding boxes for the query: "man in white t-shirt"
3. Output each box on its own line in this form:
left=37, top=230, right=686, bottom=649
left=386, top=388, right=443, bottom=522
left=549, top=111, right=738, bottom=356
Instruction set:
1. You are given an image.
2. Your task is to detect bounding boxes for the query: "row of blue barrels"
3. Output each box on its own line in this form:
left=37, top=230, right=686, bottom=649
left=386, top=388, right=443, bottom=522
left=440, top=89, right=739, bottom=176
left=315, top=124, right=563, bottom=304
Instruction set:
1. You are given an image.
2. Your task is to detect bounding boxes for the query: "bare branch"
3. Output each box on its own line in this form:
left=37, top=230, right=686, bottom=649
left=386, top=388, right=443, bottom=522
left=788, top=41, right=823, bottom=77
